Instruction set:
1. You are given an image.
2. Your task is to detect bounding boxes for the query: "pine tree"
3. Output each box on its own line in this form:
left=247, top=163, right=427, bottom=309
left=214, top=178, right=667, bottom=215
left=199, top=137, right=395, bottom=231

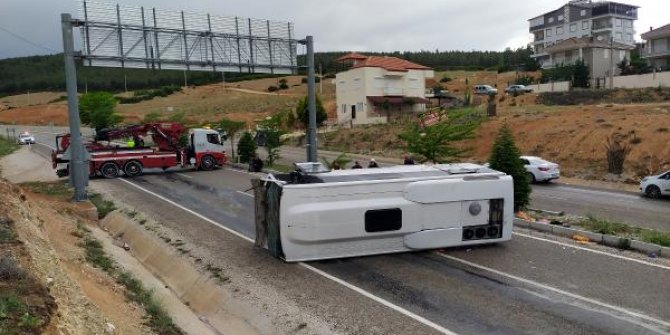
left=237, top=132, right=257, bottom=164
left=488, top=123, right=531, bottom=211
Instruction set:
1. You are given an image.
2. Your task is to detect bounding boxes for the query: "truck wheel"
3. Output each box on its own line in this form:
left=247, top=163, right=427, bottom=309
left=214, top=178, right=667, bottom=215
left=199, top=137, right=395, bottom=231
left=124, top=161, right=143, bottom=178
left=200, top=155, right=216, bottom=171
left=100, top=162, right=119, bottom=179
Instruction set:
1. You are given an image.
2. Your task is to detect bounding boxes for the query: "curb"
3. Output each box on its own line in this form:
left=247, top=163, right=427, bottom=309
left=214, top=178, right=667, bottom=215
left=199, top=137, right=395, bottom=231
left=514, top=218, right=670, bottom=259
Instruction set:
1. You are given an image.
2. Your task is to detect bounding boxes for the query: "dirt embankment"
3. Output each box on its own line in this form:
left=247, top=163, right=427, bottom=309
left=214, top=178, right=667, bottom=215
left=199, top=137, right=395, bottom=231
left=0, top=178, right=155, bottom=335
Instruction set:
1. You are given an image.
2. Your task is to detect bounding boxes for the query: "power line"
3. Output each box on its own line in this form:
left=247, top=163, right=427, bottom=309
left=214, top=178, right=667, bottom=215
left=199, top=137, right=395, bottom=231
left=0, top=25, right=57, bottom=53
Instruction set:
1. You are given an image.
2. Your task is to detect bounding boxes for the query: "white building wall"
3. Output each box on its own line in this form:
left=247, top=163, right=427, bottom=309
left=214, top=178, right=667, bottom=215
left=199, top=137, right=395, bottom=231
left=335, top=67, right=433, bottom=126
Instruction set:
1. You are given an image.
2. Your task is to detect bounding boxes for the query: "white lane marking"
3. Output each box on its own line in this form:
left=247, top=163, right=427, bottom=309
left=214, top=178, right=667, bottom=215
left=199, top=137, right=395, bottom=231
left=436, top=253, right=670, bottom=331
left=117, top=178, right=254, bottom=243
left=227, top=168, right=261, bottom=177
left=300, top=263, right=458, bottom=335
left=513, top=232, right=670, bottom=271
left=116, top=178, right=457, bottom=335
left=235, top=190, right=254, bottom=198
left=176, top=173, right=193, bottom=179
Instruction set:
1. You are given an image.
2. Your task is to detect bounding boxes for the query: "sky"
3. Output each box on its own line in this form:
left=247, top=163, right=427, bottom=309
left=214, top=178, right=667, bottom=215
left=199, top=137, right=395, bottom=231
left=0, top=0, right=668, bottom=59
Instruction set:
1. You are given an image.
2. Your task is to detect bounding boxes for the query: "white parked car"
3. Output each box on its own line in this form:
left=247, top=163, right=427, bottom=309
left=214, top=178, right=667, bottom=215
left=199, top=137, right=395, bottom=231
left=505, top=85, right=533, bottom=94
left=17, top=132, right=35, bottom=145
left=521, top=156, right=560, bottom=183
left=473, top=85, right=498, bottom=95
left=640, top=171, right=670, bottom=199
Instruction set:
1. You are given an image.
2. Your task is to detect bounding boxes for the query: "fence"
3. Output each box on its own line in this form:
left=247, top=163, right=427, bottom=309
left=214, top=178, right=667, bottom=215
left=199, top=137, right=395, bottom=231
left=612, top=71, right=670, bottom=89
left=527, top=81, right=571, bottom=93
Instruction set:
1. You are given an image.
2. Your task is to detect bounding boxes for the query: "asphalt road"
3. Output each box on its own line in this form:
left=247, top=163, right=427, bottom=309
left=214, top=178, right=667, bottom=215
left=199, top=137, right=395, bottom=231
left=94, top=167, right=670, bottom=335
left=5, top=126, right=670, bottom=334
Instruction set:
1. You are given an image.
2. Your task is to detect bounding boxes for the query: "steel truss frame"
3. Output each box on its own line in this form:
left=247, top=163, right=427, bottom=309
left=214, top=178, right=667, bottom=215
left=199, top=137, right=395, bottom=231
left=78, top=1, right=298, bottom=74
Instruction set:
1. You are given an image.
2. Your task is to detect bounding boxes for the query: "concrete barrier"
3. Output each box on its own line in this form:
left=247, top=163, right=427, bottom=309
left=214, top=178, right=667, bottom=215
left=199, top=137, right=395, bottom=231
left=514, top=219, right=669, bottom=259
left=101, top=210, right=260, bottom=334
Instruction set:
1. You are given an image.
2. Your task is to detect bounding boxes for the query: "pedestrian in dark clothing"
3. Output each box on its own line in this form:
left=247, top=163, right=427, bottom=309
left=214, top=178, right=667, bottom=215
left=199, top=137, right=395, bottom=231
left=368, top=158, right=379, bottom=168
left=250, top=155, right=264, bottom=172
left=404, top=155, right=415, bottom=165
left=352, top=161, right=363, bottom=169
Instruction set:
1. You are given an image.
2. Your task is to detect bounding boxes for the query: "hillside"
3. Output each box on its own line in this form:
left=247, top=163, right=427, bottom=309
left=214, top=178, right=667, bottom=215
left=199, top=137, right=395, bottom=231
left=1, top=71, right=669, bottom=181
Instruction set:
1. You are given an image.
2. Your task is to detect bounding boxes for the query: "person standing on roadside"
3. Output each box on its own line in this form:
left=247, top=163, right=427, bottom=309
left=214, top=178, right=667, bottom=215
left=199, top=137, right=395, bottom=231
left=351, top=161, right=363, bottom=169
left=368, top=158, right=379, bottom=168
left=404, top=155, right=415, bottom=165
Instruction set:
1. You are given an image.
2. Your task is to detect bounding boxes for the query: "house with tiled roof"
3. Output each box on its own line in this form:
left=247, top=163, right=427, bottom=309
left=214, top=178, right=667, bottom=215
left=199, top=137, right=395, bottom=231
left=641, top=23, right=670, bottom=70
left=335, top=53, right=434, bottom=125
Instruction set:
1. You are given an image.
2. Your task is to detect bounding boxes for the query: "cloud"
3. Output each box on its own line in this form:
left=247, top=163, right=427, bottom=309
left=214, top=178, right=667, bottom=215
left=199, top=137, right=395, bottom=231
left=0, top=0, right=667, bottom=59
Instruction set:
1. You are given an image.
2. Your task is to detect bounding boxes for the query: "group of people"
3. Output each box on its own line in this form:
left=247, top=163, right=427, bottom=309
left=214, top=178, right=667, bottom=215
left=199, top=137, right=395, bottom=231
left=346, top=155, right=416, bottom=170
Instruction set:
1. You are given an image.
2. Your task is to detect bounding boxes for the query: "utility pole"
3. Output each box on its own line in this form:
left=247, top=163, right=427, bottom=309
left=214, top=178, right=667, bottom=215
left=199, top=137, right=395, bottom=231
left=304, top=36, right=317, bottom=162
left=609, top=36, right=614, bottom=89
left=183, top=70, right=188, bottom=87
left=61, top=13, right=88, bottom=201
left=319, top=63, right=323, bottom=94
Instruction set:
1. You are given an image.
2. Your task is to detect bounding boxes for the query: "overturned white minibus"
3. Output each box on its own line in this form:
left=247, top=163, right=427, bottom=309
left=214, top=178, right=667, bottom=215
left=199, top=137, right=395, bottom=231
left=252, top=162, right=513, bottom=262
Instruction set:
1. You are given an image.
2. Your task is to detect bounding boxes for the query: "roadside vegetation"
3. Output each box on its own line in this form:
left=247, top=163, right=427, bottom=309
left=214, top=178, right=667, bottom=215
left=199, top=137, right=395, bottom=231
left=0, top=211, right=55, bottom=334
left=488, top=123, right=531, bottom=211
left=529, top=212, right=670, bottom=248
left=70, top=210, right=184, bottom=335
left=88, top=193, right=117, bottom=219
left=0, top=135, right=18, bottom=157
left=20, top=181, right=72, bottom=200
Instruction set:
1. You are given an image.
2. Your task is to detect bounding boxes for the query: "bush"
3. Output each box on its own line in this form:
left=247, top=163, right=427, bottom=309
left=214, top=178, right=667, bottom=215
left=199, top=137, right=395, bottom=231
left=278, top=78, right=289, bottom=90
left=439, top=76, right=452, bottom=83
left=300, top=77, right=321, bottom=84
left=267, top=85, right=278, bottom=92
left=0, top=254, right=25, bottom=280
left=604, top=134, right=631, bottom=175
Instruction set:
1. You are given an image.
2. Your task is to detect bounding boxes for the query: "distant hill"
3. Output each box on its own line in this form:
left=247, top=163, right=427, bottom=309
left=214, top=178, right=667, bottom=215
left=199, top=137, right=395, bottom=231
left=0, top=47, right=537, bottom=96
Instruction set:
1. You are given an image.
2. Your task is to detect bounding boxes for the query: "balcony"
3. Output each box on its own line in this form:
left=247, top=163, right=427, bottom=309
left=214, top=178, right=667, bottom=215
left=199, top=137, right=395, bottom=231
left=592, top=22, right=612, bottom=32
left=383, top=87, right=404, bottom=95
left=641, top=48, right=670, bottom=59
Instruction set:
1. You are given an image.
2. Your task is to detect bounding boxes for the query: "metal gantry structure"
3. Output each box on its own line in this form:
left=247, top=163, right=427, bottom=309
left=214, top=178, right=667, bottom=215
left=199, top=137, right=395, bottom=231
left=61, top=1, right=318, bottom=201
left=78, top=1, right=298, bottom=74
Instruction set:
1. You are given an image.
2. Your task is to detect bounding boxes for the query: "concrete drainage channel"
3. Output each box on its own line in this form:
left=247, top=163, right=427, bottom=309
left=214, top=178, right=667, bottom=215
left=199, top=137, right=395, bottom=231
left=100, top=210, right=261, bottom=335
left=514, top=219, right=670, bottom=259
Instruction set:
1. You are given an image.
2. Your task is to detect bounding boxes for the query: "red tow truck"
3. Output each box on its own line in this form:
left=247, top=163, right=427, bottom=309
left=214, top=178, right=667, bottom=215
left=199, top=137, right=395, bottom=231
left=52, top=122, right=227, bottom=178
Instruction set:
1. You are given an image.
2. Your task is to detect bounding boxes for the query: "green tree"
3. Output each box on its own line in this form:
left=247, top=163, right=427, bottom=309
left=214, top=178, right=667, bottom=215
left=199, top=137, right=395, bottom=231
left=573, top=59, right=590, bottom=88
left=217, top=118, right=246, bottom=161
left=295, top=95, right=327, bottom=129
left=79, top=92, right=122, bottom=132
left=237, top=131, right=257, bottom=164
left=278, top=78, right=289, bottom=90
left=398, top=108, right=482, bottom=163
left=320, top=152, right=352, bottom=170
left=488, top=123, right=531, bottom=211
left=258, top=116, right=286, bottom=166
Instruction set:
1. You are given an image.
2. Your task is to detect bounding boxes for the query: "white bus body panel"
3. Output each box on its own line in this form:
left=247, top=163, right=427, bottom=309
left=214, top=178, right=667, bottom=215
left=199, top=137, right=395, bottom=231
left=277, top=165, right=513, bottom=262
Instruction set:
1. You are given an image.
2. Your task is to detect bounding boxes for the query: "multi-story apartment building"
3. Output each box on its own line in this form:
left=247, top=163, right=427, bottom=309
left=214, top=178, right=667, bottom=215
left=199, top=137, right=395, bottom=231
left=529, top=0, right=638, bottom=76
left=641, top=24, right=670, bottom=70
left=335, top=53, right=433, bottom=126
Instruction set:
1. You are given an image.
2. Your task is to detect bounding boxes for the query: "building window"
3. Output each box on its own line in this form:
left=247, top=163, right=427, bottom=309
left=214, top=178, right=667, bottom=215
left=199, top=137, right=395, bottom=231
left=604, top=49, right=610, bottom=59
left=341, top=104, right=346, bottom=114
left=582, top=21, right=589, bottom=30
left=353, top=77, right=361, bottom=88
left=548, top=17, right=554, bottom=23
left=619, top=50, right=625, bottom=61
left=626, top=33, right=633, bottom=41
left=580, top=9, right=586, bottom=16
left=615, top=18, right=622, bottom=27
left=546, top=28, right=552, bottom=37
left=557, top=26, right=563, bottom=35
left=558, top=15, right=564, bottom=21
left=625, top=20, right=632, bottom=28
left=616, top=32, right=623, bottom=40
left=408, top=78, right=419, bottom=89
left=570, top=23, right=577, bottom=32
